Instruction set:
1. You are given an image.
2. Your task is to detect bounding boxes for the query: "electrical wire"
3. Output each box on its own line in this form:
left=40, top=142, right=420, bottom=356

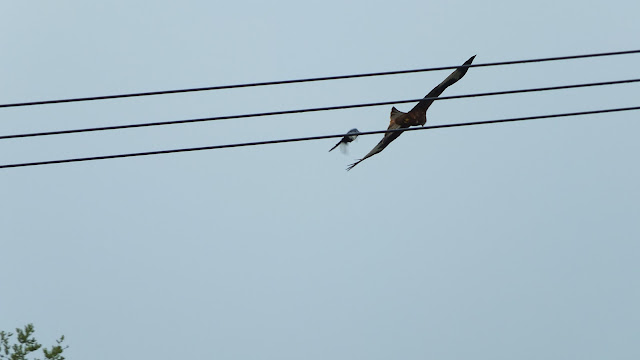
left=2, top=78, right=638, bottom=141
left=1, top=49, right=639, bottom=109
left=1, top=106, right=637, bottom=169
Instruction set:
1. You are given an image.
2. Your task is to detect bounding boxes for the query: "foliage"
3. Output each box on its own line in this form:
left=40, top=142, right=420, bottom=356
left=0, top=324, right=67, bottom=360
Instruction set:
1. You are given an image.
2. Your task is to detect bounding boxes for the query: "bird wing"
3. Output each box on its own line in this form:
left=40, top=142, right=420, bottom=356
left=346, top=121, right=405, bottom=171
left=409, top=55, right=476, bottom=117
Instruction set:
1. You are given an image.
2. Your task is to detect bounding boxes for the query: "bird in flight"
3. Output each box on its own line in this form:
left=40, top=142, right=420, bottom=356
left=346, top=55, right=476, bottom=171
left=329, top=128, right=360, bottom=153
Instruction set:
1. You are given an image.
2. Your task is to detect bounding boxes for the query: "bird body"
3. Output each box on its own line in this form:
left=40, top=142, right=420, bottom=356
left=329, top=128, right=360, bottom=153
left=346, top=55, right=476, bottom=171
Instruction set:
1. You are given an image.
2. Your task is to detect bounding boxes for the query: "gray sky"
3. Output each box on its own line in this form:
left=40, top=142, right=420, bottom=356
left=1, top=1, right=639, bottom=359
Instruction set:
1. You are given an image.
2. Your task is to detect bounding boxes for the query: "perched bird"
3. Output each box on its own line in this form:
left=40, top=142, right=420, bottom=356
left=328, top=128, right=360, bottom=153
left=346, top=55, right=476, bottom=171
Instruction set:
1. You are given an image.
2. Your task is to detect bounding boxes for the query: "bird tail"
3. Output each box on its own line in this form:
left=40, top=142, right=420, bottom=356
left=328, top=142, right=341, bottom=152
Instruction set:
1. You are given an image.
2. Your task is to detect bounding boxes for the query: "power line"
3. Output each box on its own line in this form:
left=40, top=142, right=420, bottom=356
left=1, top=49, right=639, bottom=109
left=1, top=106, right=638, bottom=170
left=2, top=78, right=638, bottom=141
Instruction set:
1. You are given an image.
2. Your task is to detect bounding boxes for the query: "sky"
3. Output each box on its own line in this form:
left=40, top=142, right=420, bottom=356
left=1, top=1, right=639, bottom=359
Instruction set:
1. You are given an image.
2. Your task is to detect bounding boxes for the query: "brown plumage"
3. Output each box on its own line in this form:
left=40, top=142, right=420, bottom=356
left=346, top=55, right=476, bottom=171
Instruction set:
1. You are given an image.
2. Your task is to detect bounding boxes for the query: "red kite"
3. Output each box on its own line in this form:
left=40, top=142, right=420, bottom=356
left=347, top=55, right=475, bottom=171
